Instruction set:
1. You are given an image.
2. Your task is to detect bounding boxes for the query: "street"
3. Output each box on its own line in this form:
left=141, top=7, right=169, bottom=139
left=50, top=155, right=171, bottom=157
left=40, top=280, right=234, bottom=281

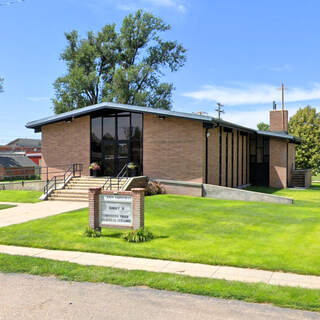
left=0, top=273, right=319, bottom=320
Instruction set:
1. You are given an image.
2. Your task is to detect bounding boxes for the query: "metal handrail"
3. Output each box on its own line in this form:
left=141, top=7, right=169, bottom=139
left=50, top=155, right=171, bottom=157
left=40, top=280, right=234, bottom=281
left=43, top=163, right=83, bottom=196
left=117, top=164, right=128, bottom=178
left=102, top=164, right=128, bottom=190
left=44, top=175, right=56, bottom=195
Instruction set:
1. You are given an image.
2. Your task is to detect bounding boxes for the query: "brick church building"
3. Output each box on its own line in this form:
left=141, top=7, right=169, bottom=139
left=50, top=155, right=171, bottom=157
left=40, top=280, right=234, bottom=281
left=26, top=102, right=301, bottom=188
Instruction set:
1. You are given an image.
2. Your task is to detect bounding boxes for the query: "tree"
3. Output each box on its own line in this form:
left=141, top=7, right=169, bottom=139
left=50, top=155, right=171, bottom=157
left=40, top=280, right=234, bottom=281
left=288, top=105, right=320, bottom=174
left=0, top=77, right=3, bottom=92
left=53, top=10, right=187, bottom=114
left=257, top=122, right=270, bottom=131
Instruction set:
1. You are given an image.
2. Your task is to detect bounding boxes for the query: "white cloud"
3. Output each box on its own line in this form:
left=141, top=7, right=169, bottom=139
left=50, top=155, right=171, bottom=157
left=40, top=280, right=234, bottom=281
left=142, top=0, right=186, bottom=12
left=208, top=105, right=302, bottom=129
left=183, top=83, right=320, bottom=106
left=114, top=0, right=186, bottom=12
left=26, top=97, right=50, bottom=102
left=256, top=64, right=293, bottom=72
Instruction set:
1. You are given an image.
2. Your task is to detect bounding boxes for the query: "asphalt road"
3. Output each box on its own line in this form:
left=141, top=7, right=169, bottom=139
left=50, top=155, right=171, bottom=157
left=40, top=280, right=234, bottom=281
left=0, top=273, right=319, bottom=320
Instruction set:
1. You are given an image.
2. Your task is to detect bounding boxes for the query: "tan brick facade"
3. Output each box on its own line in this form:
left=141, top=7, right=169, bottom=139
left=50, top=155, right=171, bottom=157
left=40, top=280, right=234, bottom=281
left=206, top=127, right=249, bottom=188
left=287, top=143, right=296, bottom=187
left=38, top=109, right=294, bottom=189
left=269, top=138, right=288, bottom=188
left=143, top=114, right=205, bottom=183
left=207, top=127, right=220, bottom=185
left=41, top=116, right=90, bottom=179
left=270, top=110, right=288, bottom=132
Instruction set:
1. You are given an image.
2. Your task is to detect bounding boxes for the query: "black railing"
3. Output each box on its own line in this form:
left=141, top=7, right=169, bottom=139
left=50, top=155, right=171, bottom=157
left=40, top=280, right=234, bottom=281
left=43, top=163, right=83, bottom=195
left=102, top=164, right=128, bottom=190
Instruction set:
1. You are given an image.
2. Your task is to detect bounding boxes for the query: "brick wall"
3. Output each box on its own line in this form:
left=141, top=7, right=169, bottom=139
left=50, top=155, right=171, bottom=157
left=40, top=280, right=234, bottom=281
left=270, top=110, right=288, bottom=132
left=143, top=114, right=205, bottom=183
left=287, top=143, right=296, bottom=187
left=207, top=128, right=249, bottom=188
left=41, top=116, right=90, bottom=180
left=269, top=138, right=288, bottom=188
left=207, top=127, right=220, bottom=185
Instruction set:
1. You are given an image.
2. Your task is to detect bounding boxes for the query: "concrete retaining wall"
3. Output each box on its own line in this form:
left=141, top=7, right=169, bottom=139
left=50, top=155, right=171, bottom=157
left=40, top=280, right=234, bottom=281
left=203, top=184, right=293, bottom=204
left=0, top=180, right=46, bottom=191
left=155, top=179, right=203, bottom=197
left=152, top=179, right=293, bottom=204
left=124, top=176, right=148, bottom=191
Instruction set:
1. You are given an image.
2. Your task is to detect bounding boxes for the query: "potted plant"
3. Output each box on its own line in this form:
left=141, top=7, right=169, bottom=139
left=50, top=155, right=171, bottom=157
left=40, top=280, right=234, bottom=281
left=127, top=162, right=137, bottom=177
left=89, top=162, right=101, bottom=177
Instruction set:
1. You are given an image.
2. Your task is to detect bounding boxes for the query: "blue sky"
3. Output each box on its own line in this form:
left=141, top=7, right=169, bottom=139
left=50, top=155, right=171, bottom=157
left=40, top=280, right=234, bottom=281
left=1, top=0, right=320, bottom=143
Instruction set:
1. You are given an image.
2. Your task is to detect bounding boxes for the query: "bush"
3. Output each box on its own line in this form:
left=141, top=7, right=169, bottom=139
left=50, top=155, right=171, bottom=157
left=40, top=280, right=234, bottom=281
left=84, top=227, right=101, bottom=238
left=145, top=180, right=165, bottom=196
left=121, top=228, right=154, bottom=243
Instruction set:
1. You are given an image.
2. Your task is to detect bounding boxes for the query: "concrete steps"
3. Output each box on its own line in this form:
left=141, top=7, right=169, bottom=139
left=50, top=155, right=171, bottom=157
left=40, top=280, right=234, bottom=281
left=48, top=176, right=128, bottom=202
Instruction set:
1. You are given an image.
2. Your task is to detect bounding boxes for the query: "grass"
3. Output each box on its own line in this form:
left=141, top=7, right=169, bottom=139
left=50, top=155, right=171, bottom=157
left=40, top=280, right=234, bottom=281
left=313, top=173, right=320, bottom=181
left=1, top=253, right=320, bottom=312
left=0, top=204, right=14, bottom=211
left=1, top=185, right=320, bottom=275
left=0, top=179, right=42, bottom=183
left=0, top=190, right=42, bottom=203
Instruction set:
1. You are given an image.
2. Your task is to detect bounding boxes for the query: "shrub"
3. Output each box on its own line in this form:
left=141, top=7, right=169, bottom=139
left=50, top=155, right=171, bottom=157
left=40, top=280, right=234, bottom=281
left=84, top=227, right=101, bottom=238
left=121, top=228, right=154, bottom=243
left=145, top=180, right=165, bottom=196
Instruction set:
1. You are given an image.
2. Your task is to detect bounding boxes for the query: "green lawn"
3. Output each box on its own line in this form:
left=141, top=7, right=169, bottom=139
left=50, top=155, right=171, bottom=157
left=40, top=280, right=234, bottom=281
left=0, top=190, right=42, bottom=203
left=1, top=185, right=320, bottom=275
left=313, top=173, right=320, bottom=181
left=0, top=204, right=14, bottom=210
left=1, top=254, right=320, bottom=313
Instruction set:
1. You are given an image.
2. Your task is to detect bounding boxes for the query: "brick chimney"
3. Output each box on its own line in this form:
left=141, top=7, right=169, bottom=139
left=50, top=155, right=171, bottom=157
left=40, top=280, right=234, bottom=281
left=270, top=103, right=288, bottom=133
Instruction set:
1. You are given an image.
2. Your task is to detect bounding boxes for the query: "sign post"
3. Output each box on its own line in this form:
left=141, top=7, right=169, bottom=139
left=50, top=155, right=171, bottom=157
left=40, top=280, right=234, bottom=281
left=89, top=188, right=145, bottom=231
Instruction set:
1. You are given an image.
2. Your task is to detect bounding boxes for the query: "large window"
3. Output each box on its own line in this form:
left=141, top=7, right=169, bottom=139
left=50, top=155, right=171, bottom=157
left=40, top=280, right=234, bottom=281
left=91, top=111, right=143, bottom=176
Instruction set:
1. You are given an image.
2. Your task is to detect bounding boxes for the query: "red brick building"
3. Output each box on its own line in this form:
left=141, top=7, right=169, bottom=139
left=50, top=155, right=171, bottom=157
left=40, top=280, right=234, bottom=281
left=0, top=138, right=42, bottom=165
left=26, top=102, right=301, bottom=188
left=0, top=153, right=39, bottom=180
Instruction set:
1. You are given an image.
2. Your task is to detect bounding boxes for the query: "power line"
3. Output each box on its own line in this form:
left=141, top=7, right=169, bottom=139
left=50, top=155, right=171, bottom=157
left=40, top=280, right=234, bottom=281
left=0, top=0, right=24, bottom=6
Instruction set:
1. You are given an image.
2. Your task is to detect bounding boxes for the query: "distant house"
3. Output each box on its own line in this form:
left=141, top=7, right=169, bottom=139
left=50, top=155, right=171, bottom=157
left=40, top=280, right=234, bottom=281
left=0, top=138, right=42, bottom=166
left=0, top=153, right=39, bottom=181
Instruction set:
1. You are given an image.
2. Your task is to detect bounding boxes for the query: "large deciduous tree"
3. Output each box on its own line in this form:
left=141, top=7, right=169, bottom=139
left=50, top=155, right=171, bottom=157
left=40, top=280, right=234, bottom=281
left=288, top=105, right=320, bottom=174
left=257, top=122, right=270, bottom=131
left=53, top=10, right=186, bottom=114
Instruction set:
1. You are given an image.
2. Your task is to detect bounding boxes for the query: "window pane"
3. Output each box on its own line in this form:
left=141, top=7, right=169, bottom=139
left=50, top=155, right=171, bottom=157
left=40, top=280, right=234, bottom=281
left=131, top=113, right=142, bottom=140
left=91, top=117, right=102, bottom=158
left=118, top=116, right=130, bottom=140
left=103, top=117, right=115, bottom=140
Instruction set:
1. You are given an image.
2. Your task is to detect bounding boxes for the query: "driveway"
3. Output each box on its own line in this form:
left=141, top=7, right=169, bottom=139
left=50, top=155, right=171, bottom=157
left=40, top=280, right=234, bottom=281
left=0, top=201, right=87, bottom=228
left=0, top=273, right=319, bottom=320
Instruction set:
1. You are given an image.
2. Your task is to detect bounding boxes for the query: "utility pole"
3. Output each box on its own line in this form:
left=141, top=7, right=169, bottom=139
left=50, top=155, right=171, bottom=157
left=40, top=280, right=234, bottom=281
left=215, top=102, right=225, bottom=119
left=281, top=83, right=285, bottom=110
left=277, top=83, right=288, bottom=131
left=278, top=82, right=287, bottom=110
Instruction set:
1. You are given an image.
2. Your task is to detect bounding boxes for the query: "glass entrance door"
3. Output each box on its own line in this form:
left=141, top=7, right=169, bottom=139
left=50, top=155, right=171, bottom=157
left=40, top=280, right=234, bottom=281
left=102, top=141, right=129, bottom=176
left=91, top=112, right=142, bottom=177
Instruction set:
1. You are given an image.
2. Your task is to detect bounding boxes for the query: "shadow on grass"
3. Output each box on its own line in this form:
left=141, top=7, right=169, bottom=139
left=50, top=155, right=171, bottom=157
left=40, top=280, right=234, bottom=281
left=244, top=186, right=281, bottom=194
left=101, top=232, right=169, bottom=241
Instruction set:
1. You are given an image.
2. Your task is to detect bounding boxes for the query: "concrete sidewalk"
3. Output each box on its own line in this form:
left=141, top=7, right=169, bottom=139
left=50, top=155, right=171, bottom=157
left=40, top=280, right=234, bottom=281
left=1, top=244, right=320, bottom=290
left=0, top=201, right=87, bottom=227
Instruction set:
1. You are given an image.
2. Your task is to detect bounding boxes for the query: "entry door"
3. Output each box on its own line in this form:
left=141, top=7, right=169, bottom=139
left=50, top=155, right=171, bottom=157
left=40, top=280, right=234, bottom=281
left=102, top=140, right=129, bottom=176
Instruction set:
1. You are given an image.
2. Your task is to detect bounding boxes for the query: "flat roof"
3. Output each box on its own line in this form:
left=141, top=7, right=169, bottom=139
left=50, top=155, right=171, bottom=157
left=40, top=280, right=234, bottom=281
left=26, top=102, right=299, bottom=142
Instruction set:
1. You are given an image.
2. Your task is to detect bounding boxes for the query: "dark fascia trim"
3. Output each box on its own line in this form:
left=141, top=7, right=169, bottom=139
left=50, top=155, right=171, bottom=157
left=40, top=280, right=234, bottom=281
left=224, top=127, right=233, bottom=133
left=25, top=102, right=301, bottom=143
